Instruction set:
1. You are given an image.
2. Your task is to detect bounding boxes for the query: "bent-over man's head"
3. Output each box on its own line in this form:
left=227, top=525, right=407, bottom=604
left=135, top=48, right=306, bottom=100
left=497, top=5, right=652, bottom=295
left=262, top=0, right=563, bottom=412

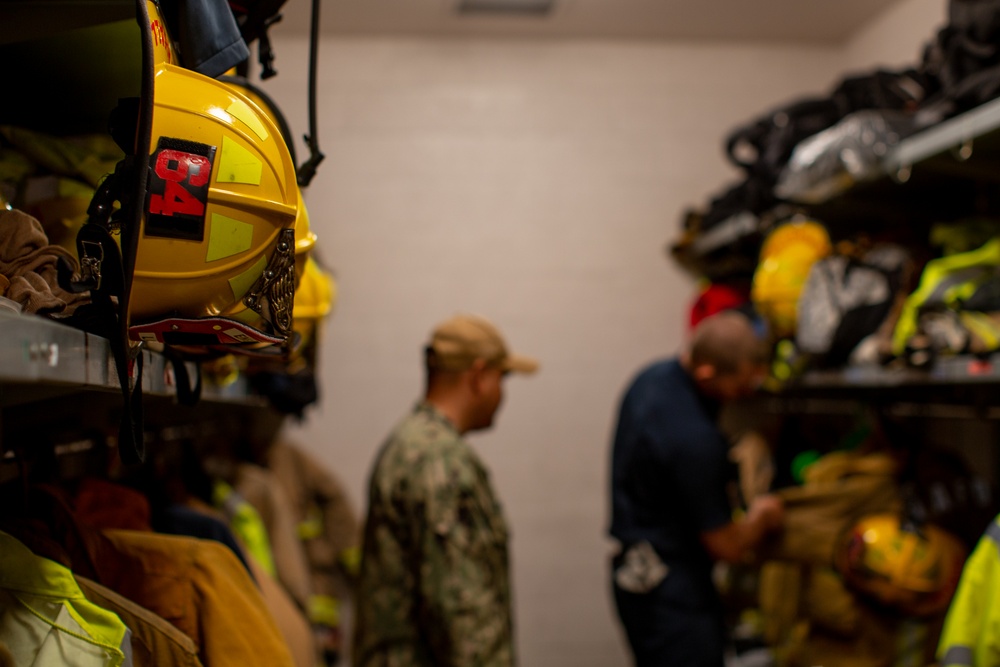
left=423, top=314, right=538, bottom=433
left=682, top=310, right=768, bottom=402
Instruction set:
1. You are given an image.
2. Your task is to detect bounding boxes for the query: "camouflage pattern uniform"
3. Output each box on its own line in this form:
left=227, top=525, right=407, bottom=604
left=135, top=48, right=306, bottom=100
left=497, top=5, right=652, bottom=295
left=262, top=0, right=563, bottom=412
left=353, top=402, right=515, bottom=667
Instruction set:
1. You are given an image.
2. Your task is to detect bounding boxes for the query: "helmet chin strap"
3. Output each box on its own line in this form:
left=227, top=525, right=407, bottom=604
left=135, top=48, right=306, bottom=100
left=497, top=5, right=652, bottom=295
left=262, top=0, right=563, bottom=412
left=57, top=162, right=146, bottom=466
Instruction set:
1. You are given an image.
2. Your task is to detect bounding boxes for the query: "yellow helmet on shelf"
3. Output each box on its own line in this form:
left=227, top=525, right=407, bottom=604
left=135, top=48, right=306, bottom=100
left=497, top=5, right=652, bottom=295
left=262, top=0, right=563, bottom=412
left=127, top=62, right=299, bottom=347
left=292, top=187, right=318, bottom=278
left=751, top=219, right=831, bottom=338
left=244, top=253, right=335, bottom=414
left=292, top=255, right=336, bottom=351
left=835, top=514, right=966, bottom=617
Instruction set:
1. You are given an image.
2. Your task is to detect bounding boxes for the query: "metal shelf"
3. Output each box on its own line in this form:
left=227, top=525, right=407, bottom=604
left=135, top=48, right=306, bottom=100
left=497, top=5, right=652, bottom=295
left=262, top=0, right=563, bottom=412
left=0, top=310, right=261, bottom=407
left=784, top=96, right=1000, bottom=205
left=886, top=96, right=1000, bottom=173
left=795, top=356, right=1000, bottom=389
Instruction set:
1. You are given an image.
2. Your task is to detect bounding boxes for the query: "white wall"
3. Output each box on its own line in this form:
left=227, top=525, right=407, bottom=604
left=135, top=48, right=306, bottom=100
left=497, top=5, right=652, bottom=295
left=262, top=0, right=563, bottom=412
left=258, top=10, right=939, bottom=664
left=843, top=0, right=945, bottom=70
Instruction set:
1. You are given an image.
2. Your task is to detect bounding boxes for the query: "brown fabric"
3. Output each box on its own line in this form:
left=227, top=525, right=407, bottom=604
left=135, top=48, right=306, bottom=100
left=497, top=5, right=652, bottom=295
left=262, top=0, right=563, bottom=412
left=760, top=453, right=902, bottom=567
left=791, top=607, right=940, bottom=667
left=0, top=641, right=13, bottom=667
left=245, top=552, right=317, bottom=667
left=1, top=487, right=296, bottom=667
left=267, top=440, right=361, bottom=598
left=801, top=567, right=861, bottom=637
left=758, top=561, right=803, bottom=649
left=0, top=208, right=88, bottom=314
left=755, top=451, right=943, bottom=667
left=729, top=430, right=774, bottom=502
left=97, top=529, right=297, bottom=667
left=183, top=497, right=318, bottom=667
left=234, top=463, right=313, bottom=611
left=801, top=451, right=898, bottom=485
left=760, top=561, right=939, bottom=667
left=76, top=575, right=203, bottom=667
left=74, top=477, right=152, bottom=532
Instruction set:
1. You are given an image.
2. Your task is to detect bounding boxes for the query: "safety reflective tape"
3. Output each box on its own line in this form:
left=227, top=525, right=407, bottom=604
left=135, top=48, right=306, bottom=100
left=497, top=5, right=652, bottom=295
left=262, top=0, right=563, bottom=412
left=340, top=546, right=361, bottom=577
left=227, top=99, right=269, bottom=141
left=217, top=136, right=263, bottom=185
left=940, top=645, right=973, bottom=666
left=296, top=516, right=323, bottom=540
left=987, top=520, right=1000, bottom=547
left=960, top=312, right=1000, bottom=349
left=229, top=255, right=267, bottom=301
left=206, top=213, right=254, bottom=262
left=308, top=595, right=340, bottom=628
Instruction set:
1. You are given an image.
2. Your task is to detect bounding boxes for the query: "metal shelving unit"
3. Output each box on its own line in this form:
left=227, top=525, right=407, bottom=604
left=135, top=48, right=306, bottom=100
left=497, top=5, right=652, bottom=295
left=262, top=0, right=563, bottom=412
left=795, top=356, right=1000, bottom=389
left=0, top=310, right=261, bottom=406
left=682, top=96, right=1000, bottom=260
left=675, top=97, right=1000, bottom=395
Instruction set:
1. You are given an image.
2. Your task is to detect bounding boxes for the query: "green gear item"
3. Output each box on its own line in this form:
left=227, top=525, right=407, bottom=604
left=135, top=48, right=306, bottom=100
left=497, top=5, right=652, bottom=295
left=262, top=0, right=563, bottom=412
left=892, top=237, right=1000, bottom=356
left=791, top=450, right=821, bottom=484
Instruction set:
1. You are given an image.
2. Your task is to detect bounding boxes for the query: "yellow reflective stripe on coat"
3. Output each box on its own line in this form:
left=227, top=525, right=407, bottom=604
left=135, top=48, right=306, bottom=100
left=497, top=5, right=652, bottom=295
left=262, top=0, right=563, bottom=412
left=308, top=594, right=340, bottom=628
left=937, top=517, right=1000, bottom=667
left=214, top=480, right=278, bottom=578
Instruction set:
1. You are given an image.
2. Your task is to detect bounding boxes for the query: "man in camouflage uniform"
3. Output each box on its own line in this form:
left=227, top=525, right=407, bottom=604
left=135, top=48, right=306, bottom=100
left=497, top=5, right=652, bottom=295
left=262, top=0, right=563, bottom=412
left=353, top=313, right=539, bottom=667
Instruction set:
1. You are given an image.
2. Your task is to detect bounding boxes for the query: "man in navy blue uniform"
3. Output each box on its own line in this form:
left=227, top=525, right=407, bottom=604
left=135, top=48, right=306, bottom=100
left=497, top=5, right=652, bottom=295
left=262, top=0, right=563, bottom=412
left=609, top=310, right=784, bottom=667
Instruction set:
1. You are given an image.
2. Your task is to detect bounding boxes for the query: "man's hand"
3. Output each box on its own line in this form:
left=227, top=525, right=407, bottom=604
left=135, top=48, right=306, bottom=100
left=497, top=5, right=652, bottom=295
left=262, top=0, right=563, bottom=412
left=747, top=494, right=784, bottom=533
left=702, top=494, right=785, bottom=563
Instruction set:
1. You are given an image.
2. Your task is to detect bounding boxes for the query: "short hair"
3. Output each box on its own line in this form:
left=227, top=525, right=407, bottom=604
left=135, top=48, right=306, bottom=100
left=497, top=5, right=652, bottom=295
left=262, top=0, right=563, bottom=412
left=424, top=346, right=465, bottom=387
left=688, top=310, right=767, bottom=375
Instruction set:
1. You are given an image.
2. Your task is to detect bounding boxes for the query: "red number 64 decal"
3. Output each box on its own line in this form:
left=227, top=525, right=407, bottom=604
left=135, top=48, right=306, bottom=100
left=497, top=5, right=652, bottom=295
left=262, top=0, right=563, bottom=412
left=149, top=149, right=212, bottom=217
left=145, top=138, right=216, bottom=242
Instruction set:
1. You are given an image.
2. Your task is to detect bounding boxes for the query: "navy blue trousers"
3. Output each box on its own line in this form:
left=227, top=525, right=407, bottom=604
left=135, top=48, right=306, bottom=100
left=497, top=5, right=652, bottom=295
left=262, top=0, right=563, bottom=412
left=611, top=564, right=726, bottom=667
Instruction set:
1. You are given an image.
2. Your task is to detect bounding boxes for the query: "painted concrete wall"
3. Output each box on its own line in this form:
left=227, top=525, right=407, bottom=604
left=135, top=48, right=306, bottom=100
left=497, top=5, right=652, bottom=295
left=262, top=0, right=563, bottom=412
left=843, top=0, right=945, bottom=70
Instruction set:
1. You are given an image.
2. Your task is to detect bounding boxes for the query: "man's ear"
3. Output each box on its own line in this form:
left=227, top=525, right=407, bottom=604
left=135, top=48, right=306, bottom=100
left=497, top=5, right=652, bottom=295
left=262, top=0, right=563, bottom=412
left=467, top=358, right=489, bottom=394
left=692, top=363, right=717, bottom=383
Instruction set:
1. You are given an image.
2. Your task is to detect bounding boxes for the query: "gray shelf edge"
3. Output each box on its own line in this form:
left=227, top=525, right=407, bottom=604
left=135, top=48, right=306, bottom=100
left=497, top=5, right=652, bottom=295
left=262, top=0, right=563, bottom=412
left=792, top=355, right=1000, bottom=389
left=681, top=97, right=1000, bottom=260
left=0, top=310, right=261, bottom=404
left=689, top=211, right=759, bottom=256
left=784, top=96, right=1000, bottom=204
left=885, top=95, right=1000, bottom=171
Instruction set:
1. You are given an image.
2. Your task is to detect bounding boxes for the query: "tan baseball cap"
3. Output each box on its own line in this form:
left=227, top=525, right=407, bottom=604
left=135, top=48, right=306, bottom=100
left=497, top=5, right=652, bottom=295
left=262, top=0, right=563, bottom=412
left=426, top=314, right=539, bottom=374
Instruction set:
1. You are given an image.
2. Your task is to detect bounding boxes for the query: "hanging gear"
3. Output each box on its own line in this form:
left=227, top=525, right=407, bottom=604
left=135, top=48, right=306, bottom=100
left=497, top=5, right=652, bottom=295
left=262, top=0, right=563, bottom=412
left=58, top=162, right=145, bottom=464
left=834, top=513, right=966, bottom=617
left=892, top=237, right=1000, bottom=356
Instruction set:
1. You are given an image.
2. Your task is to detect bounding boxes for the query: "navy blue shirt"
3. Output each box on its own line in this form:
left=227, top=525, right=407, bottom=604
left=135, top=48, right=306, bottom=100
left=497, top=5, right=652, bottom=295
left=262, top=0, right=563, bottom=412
left=609, top=358, right=734, bottom=603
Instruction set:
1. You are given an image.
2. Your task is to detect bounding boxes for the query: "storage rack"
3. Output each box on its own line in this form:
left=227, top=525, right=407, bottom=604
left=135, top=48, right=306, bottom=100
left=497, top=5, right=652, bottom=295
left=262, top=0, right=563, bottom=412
left=692, top=94, right=1000, bottom=260
left=682, top=94, right=1000, bottom=400
left=0, top=0, right=277, bottom=463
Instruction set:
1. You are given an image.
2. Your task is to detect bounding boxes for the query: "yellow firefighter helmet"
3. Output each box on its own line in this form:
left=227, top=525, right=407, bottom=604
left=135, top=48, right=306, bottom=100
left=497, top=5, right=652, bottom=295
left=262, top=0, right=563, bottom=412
left=292, top=255, right=336, bottom=353
left=219, top=73, right=318, bottom=279
left=127, top=62, right=299, bottom=347
left=751, top=219, right=832, bottom=338
left=835, top=514, right=966, bottom=617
